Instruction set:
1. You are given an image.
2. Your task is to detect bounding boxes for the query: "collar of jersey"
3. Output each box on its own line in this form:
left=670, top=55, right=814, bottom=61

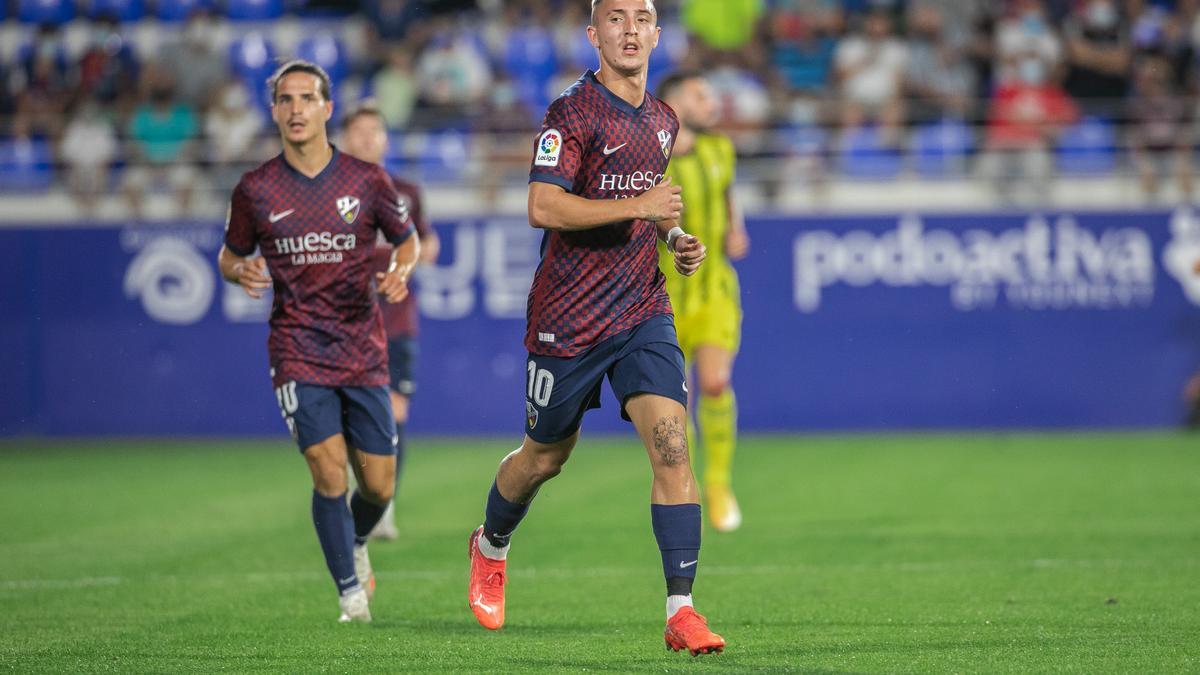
left=584, top=70, right=647, bottom=117
left=280, top=145, right=340, bottom=182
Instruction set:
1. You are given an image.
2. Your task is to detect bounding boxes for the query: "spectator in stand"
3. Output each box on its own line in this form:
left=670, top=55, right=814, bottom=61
left=122, top=71, right=200, bottom=219
left=1128, top=53, right=1192, bottom=202
left=161, top=10, right=228, bottom=110
left=12, top=25, right=71, bottom=139
left=683, top=0, right=768, bottom=69
left=905, top=3, right=975, bottom=123
left=366, top=0, right=431, bottom=56
left=475, top=74, right=535, bottom=209
left=413, top=20, right=491, bottom=128
left=76, top=14, right=139, bottom=111
left=994, top=0, right=1063, bottom=86
left=982, top=48, right=1079, bottom=205
left=834, top=9, right=908, bottom=140
left=1062, top=0, right=1131, bottom=119
left=59, top=98, right=118, bottom=215
left=372, top=47, right=419, bottom=129
left=205, top=82, right=265, bottom=194
left=769, top=4, right=839, bottom=94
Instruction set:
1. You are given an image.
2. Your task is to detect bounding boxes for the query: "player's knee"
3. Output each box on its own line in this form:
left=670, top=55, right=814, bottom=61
left=699, top=374, right=731, bottom=399
left=530, top=451, right=568, bottom=482
left=361, top=479, right=394, bottom=504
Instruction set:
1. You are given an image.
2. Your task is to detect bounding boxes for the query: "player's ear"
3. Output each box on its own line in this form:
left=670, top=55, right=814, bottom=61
left=324, top=100, right=334, bottom=122
left=586, top=24, right=600, bottom=49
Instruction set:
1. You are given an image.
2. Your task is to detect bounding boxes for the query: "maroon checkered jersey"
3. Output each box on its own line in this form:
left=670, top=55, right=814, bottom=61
left=526, top=70, right=679, bottom=357
left=224, top=148, right=414, bottom=388
left=370, top=175, right=432, bottom=338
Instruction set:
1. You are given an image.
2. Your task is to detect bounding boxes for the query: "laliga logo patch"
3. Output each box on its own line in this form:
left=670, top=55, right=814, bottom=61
left=657, top=129, right=672, bottom=159
left=526, top=401, right=539, bottom=429
left=336, top=195, right=361, bottom=224
left=534, top=129, right=563, bottom=167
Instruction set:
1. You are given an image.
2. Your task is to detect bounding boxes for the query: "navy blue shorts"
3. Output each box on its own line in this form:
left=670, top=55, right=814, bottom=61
left=387, top=336, right=418, bottom=396
left=524, top=314, right=688, bottom=444
left=274, top=381, right=397, bottom=456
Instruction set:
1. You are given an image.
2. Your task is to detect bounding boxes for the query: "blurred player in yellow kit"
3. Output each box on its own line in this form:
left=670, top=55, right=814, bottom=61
left=656, top=71, right=748, bottom=532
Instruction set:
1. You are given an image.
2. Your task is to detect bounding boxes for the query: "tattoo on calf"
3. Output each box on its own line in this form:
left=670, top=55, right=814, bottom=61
left=653, top=417, right=688, bottom=466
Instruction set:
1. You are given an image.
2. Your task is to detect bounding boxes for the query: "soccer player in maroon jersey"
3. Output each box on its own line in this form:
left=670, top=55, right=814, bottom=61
left=466, top=0, right=725, bottom=655
left=216, top=61, right=420, bottom=624
left=339, top=101, right=441, bottom=541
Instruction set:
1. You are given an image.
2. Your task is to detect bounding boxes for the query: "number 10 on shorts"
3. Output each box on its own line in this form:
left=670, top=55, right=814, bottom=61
left=526, top=361, right=554, bottom=407
left=275, top=381, right=299, bottom=440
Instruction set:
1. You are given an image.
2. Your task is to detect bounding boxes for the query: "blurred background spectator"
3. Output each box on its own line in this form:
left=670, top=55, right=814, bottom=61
left=0, top=0, right=1196, bottom=218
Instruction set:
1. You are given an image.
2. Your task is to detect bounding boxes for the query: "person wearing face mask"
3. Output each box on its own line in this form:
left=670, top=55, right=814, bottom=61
left=161, top=9, right=228, bottom=108
left=1063, top=0, right=1131, bottom=118
left=205, top=81, right=265, bottom=193
left=994, top=0, right=1063, bottom=86
left=983, top=46, right=1079, bottom=205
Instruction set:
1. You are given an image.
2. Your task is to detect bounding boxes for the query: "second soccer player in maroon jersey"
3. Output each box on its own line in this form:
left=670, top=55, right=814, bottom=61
left=339, top=101, right=441, bottom=541
left=217, top=61, right=420, bottom=623
left=466, top=0, right=725, bottom=655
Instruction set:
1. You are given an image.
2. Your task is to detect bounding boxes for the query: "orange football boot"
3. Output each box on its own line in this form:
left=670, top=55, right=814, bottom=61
left=467, top=525, right=506, bottom=630
left=664, top=606, right=726, bottom=656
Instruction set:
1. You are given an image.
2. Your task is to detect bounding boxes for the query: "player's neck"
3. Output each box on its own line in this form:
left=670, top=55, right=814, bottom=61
left=674, top=126, right=696, bottom=156
left=282, top=138, right=334, bottom=178
left=595, top=65, right=647, bottom=109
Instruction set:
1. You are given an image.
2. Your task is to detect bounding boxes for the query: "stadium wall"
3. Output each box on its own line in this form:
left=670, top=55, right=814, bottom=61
left=3, top=208, right=1200, bottom=437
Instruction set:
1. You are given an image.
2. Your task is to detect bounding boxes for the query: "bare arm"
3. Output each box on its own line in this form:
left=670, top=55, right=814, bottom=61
left=724, top=186, right=750, bottom=261
left=527, top=177, right=682, bottom=232
left=377, top=233, right=421, bottom=304
left=218, top=245, right=271, bottom=299
left=417, top=230, right=440, bottom=265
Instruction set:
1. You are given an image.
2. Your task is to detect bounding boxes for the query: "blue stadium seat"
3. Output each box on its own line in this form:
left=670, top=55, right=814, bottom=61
left=156, top=0, right=213, bottom=21
left=505, top=27, right=558, bottom=114
left=223, top=0, right=283, bottom=21
left=17, top=0, right=76, bottom=24
left=838, top=126, right=903, bottom=179
left=911, top=119, right=974, bottom=178
left=414, top=130, right=471, bottom=184
left=295, top=33, right=346, bottom=88
left=0, top=137, right=56, bottom=192
left=229, top=32, right=276, bottom=112
left=1055, top=116, right=1118, bottom=176
left=783, top=123, right=828, bottom=160
left=89, top=0, right=145, bottom=21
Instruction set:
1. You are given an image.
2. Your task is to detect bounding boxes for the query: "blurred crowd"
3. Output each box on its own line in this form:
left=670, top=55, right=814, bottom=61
left=0, top=0, right=1198, bottom=216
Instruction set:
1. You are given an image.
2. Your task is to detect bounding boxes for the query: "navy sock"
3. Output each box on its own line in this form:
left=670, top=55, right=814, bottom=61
left=483, top=481, right=531, bottom=548
left=651, top=503, right=701, bottom=596
left=311, top=490, right=358, bottom=595
left=350, top=490, right=388, bottom=546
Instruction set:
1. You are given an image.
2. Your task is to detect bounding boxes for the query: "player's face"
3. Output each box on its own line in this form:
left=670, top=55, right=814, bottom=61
left=341, top=114, right=389, bottom=166
left=587, top=0, right=660, bottom=76
left=672, top=78, right=719, bottom=132
left=271, top=72, right=333, bottom=146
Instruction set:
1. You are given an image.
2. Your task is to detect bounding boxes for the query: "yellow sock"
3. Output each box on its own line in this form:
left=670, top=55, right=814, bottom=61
left=698, top=389, right=736, bottom=488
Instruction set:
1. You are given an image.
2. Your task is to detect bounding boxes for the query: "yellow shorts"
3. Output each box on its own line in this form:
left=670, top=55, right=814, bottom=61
left=672, top=295, right=742, bottom=358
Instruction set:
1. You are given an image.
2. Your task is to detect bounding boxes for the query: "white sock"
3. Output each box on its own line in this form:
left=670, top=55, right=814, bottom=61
left=477, top=534, right=509, bottom=560
left=666, top=594, right=693, bottom=619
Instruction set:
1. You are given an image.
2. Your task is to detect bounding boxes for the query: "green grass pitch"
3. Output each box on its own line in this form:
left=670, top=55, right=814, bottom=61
left=1, top=433, right=1197, bottom=672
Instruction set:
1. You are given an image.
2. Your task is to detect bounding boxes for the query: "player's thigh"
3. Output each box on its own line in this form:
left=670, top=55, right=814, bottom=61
left=302, top=433, right=352, bottom=497
left=608, top=316, right=689, bottom=423
left=341, top=386, right=399, bottom=500
left=276, top=381, right=346, bottom=455
left=524, top=350, right=608, bottom=445
left=625, top=393, right=691, bottom=470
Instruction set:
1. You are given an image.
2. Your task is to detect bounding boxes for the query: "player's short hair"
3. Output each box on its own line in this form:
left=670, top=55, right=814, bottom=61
left=590, top=0, right=657, bottom=25
left=656, top=69, right=705, bottom=102
left=267, top=59, right=332, bottom=103
left=340, top=99, right=386, bottom=131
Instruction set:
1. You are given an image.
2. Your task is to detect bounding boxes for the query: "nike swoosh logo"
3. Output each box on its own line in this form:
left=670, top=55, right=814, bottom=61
left=268, top=209, right=295, bottom=223
left=603, top=143, right=627, bottom=156
left=679, top=560, right=698, bottom=569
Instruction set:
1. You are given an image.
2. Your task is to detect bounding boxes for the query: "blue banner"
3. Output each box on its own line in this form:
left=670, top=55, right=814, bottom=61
left=3, top=209, right=1199, bottom=437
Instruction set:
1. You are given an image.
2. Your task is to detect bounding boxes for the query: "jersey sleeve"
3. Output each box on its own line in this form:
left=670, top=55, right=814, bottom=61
left=223, top=180, right=258, bottom=257
left=373, top=167, right=415, bottom=246
left=529, top=98, right=589, bottom=192
left=398, top=180, right=433, bottom=239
